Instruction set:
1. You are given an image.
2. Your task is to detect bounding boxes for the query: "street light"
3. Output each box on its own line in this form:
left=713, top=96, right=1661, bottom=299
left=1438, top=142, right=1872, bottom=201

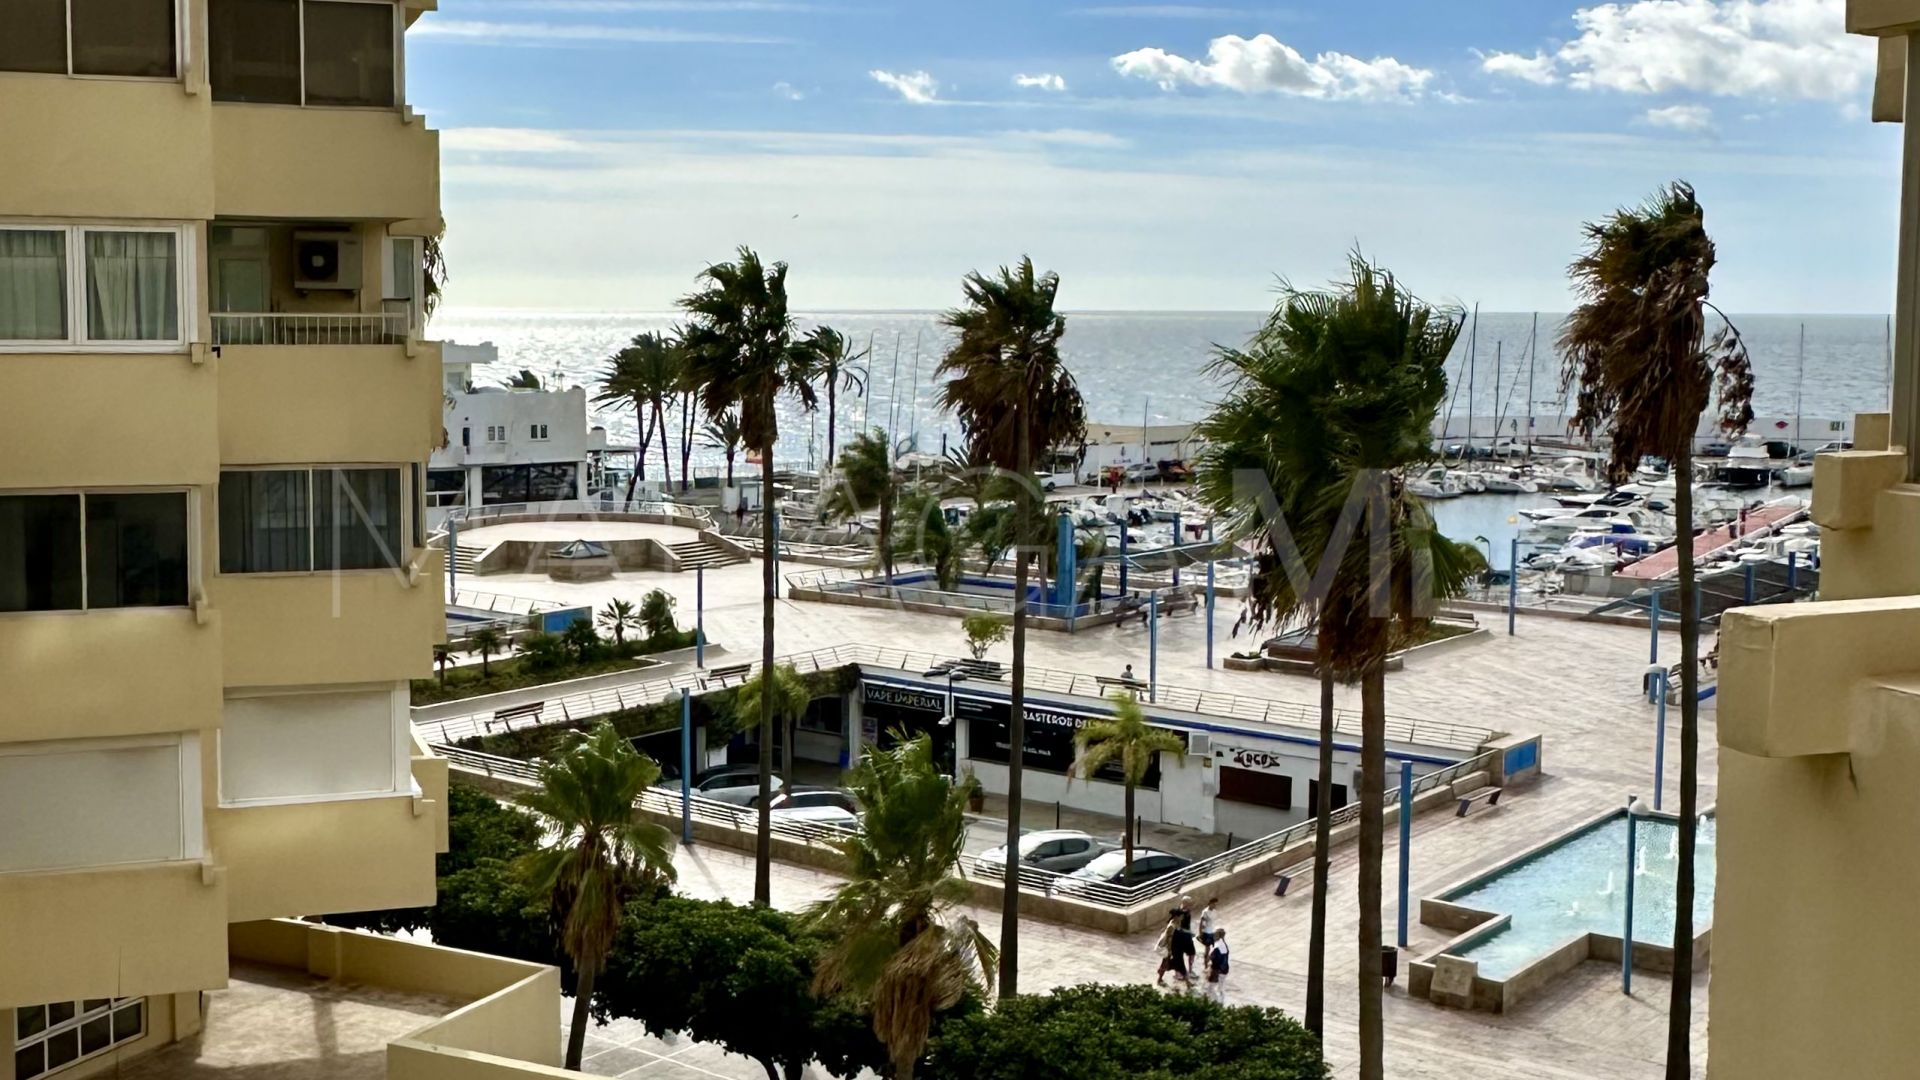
left=1622, top=794, right=1650, bottom=994
left=925, top=664, right=970, bottom=777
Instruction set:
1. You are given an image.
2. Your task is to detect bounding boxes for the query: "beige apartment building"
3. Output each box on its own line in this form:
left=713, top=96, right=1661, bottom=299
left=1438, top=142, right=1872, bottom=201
left=0, top=1, right=490, bottom=1076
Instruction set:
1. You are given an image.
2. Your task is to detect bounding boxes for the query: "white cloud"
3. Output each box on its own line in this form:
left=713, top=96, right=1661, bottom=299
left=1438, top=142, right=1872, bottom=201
left=1111, top=33, right=1433, bottom=102
left=1481, top=0, right=1871, bottom=102
left=1478, top=49, right=1559, bottom=86
left=1072, top=5, right=1248, bottom=15
left=1014, top=73, right=1069, bottom=92
left=414, top=19, right=788, bottom=45
left=1643, top=103, right=1715, bottom=130
left=773, top=81, right=805, bottom=101
left=870, top=69, right=940, bottom=104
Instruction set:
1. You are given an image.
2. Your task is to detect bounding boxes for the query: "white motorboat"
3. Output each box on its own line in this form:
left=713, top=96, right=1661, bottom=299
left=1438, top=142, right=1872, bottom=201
left=1715, top=436, right=1777, bottom=490
left=1408, top=465, right=1464, bottom=499
left=1524, top=507, right=1673, bottom=543
left=1779, top=460, right=1814, bottom=488
left=1538, top=457, right=1603, bottom=492
left=1472, top=467, right=1537, bottom=493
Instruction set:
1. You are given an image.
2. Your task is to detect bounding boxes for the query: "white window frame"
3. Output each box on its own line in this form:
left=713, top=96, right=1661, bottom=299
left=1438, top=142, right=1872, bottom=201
left=11, top=996, right=146, bottom=1080
left=0, top=732, right=205, bottom=872
left=216, top=683, right=415, bottom=808
left=208, top=0, right=402, bottom=110
left=529, top=423, right=549, bottom=441
left=0, top=0, right=184, bottom=84
left=215, top=465, right=413, bottom=577
left=0, top=222, right=194, bottom=354
left=381, top=234, right=424, bottom=331
left=0, top=487, right=196, bottom=617
left=486, top=425, right=507, bottom=444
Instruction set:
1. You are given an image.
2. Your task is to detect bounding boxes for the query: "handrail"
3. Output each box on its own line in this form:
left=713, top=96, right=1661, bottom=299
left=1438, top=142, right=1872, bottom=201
left=448, top=588, right=565, bottom=616
left=414, top=640, right=1497, bottom=754
left=441, top=499, right=714, bottom=530
left=211, top=311, right=409, bottom=346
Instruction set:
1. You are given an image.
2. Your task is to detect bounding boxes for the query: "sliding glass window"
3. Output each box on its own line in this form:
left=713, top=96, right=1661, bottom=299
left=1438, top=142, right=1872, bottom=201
left=315, top=468, right=402, bottom=571
left=210, top=0, right=396, bottom=107
left=0, top=0, right=177, bottom=78
left=220, top=467, right=404, bottom=573
left=0, top=225, right=186, bottom=349
left=218, top=470, right=311, bottom=573
left=0, top=492, right=187, bottom=613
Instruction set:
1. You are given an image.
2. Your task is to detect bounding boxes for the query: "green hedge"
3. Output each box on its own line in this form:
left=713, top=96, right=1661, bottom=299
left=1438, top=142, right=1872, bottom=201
left=413, top=629, right=701, bottom=706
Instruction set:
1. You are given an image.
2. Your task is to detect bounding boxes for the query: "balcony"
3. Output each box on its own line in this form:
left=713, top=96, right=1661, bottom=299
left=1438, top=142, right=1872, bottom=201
left=212, top=312, right=409, bottom=347
left=208, top=551, right=444, bottom=688
left=210, top=741, right=447, bottom=924
left=212, top=105, right=439, bottom=223
left=0, top=607, right=222, bottom=743
left=0, top=860, right=229, bottom=1007
left=217, top=339, right=443, bottom=467
left=0, top=352, right=219, bottom=490
left=0, top=76, right=212, bottom=221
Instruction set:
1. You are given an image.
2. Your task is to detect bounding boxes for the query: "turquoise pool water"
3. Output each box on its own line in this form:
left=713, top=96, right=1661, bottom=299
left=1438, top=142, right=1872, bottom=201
left=1443, top=813, right=1717, bottom=980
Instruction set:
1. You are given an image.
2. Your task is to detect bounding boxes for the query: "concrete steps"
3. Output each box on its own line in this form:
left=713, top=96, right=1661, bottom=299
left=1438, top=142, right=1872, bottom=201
left=450, top=543, right=487, bottom=575
left=668, top=539, right=746, bottom=571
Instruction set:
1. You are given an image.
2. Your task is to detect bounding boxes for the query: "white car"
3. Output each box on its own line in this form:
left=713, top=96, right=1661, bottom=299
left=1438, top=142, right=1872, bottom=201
left=769, top=805, right=860, bottom=831
left=667, top=765, right=784, bottom=806
left=976, top=830, right=1111, bottom=876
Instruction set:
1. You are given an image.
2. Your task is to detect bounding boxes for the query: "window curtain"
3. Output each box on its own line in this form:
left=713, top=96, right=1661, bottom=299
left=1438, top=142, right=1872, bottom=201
left=86, top=231, right=178, bottom=341
left=218, top=471, right=311, bottom=573
left=315, top=469, right=402, bottom=571
left=0, top=231, right=67, bottom=340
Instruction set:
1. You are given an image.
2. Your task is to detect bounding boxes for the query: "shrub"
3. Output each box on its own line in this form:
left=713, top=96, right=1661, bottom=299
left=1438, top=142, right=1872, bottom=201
left=923, top=983, right=1328, bottom=1080
left=519, top=631, right=571, bottom=672
left=961, top=611, right=1009, bottom=660
left=640, top=587, right=678, bottom=639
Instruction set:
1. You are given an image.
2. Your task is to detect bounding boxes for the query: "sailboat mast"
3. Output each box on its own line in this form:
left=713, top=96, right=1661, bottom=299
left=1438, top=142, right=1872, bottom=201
left=1465, top=305, right=1478, bottom=453
left=1526, top=312, right=1538, bottom=457
left=1795, top=322, right=1806, bottom=451
left=1490, top=340, right=1504, bottom=450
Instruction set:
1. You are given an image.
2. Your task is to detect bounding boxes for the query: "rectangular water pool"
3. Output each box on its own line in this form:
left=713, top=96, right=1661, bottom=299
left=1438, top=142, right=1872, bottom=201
left=1442, top=812, right=1716, bottom=980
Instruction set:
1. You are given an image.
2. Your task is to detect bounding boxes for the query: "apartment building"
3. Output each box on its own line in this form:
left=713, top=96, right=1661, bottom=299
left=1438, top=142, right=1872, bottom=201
left=0, top=2, right=452, bottom=1076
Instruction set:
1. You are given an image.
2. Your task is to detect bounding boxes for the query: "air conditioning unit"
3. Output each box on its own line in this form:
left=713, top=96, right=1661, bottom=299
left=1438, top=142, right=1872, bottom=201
left=1187, top=733, right=1212, bottom=758
left=293, top=231, right=362, bottom=291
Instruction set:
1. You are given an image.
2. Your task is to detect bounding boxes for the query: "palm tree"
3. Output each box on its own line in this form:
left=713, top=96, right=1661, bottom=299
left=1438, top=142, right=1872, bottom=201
left=1071, top=693, right=1186, bottom=868
left=516, top=724, right=678, bottom=1069
left=639, top=587, right=678, bottom=639
left=821, top=429, right=898, bottom=582
left=1559, top=182, right=1751, bottom=1079
left=702, top=408, right=745, bottom=487
left=562, top=619, right=601, bottom=663
left=680, top=246, right=823, bottom=906
left=897, top=490, right=961, bottom=591
left=1196, top=256, right=1474, bottom=1077
left=597, top=599, right=638, bottom=647
left=809, top=325, right=869, bottom=474
left=594, top=332, right=682, bottom=500
left=506, top=368, right=542, bottom=389
left=466, top=626, right=504, bottom=679
left=809, top=733, right=995, bottom=1079
left=936, top=257, right=1086, bottom=997
left=433, top=643, right=450, bottom=685
left=732, top=663, right=812, bottom=790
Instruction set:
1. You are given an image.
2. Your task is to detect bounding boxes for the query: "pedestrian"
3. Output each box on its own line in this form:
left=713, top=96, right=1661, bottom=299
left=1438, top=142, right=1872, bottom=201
left=1170, top=896, right=1197, bottom=987
left=1153, top=911, right=1183, bottom=986
left=1121, top=663, right=1137, bottom=684
left=1196, top=896, right=1219, bottom=973
left=1204, top=927, right=1231, bottom=1003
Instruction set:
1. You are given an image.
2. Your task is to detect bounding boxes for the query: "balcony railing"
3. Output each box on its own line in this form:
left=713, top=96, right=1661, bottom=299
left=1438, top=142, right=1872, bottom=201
left=212, top=312, right=409, bottom=346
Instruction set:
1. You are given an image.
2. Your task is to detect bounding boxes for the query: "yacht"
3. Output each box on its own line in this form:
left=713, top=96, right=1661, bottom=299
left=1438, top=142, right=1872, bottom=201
left=1538, top=457, right=1604, bottom=492
left=1716, top=436, right=1777, bottom=490
left=1473, top=467, right=1539, bottom=494
left=1408, top=465, right=1464, bottom=499
left=1524, top=506, right=1673, bottom=544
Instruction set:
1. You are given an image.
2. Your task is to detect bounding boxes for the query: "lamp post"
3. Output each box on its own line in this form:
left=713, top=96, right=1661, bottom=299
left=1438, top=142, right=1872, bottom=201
left=446, top=516, right=459, bottom=598
left=937, top=667, right=969, bottom=778
left=695, top=565, right=706, bottom=669
left=1622, top=794, right=1648, bottom=994
left=1397, top=759, right=1413, bottom=948
left=1148, top=591, right=1159, bottom=703
left=1204, top=520, right=1216, bottom=670
left=1507, top=536, right=1519, bottom=637
left=1650, top=667, right=1669, bottom=811
left=679, top=687, right=694, bottom=845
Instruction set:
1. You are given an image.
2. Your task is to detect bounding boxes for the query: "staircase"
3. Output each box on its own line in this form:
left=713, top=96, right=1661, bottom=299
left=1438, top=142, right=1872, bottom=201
left=668, top=538, right=747, bottom=571
left=449, top=542, right=487, bottom=575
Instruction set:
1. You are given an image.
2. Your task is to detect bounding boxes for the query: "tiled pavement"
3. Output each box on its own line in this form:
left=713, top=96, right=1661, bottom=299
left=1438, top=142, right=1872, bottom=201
left=472, top=555, right=1712, bottom=1078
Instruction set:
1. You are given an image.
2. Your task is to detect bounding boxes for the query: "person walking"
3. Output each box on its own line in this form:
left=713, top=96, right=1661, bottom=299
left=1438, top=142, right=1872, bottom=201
left=1204, top=927, right=1231, bottom=1003
left=1196, top=896, right=1219, bottom=975
left=1153, top=911, right=1184, bottom=986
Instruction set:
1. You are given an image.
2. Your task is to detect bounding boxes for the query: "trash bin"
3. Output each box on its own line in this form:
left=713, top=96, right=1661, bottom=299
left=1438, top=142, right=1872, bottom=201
left=1381, top=945, right=1400, bottom=985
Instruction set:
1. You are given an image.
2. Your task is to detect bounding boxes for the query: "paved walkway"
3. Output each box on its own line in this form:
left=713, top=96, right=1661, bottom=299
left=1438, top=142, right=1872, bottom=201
left=461, top=554, right=1712, bottom=1078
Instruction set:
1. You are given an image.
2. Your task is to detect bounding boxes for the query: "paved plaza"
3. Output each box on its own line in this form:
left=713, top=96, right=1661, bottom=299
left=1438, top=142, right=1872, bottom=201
left=456, top=555, right=1710, bottom=1079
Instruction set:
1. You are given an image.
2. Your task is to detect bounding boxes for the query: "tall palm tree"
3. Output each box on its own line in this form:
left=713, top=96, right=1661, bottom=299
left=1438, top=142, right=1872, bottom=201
left=1071, top=693, right=1186, bottom=868
left=895, top=489, right=960, bottom=591
left=466, top=626, right=504, bottom=679
left=594, top=332, right=681, bottom=500
left=639, top=587, right=678, bottom=640
left=680, top=246, right=823, bottom=906
left=809, top=325, right=869, bottom=475
left=702, top=408, right=745, bottom=487
left=809, top=733, right=995, bottom=1080
left=597, top=598, right=638, bottom=647
left=517, top=724, right=678, bottom=1069
left=1559, top=182, right=1751, bottom=1079
left=732, top=662, right=813, bottom=787
left=821, top=429, right=898, bottom=581
left=936, top=257, right=1086, bottom=998
left=1198, top=257, right=1472, bottom=1077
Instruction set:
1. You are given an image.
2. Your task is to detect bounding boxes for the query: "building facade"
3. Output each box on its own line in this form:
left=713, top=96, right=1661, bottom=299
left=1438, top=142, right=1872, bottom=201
left=0, top=2, right=451, bottom=1077
left=427, top=342, right=606, bottom=526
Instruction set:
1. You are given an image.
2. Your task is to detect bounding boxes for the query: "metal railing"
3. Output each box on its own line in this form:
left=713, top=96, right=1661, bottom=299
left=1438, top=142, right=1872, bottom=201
left=211, top=311, right=409, bottom=346
left=414, top=641, right=1497, bottom=752
left=448, top=588, right=565, bottom=616
left=440, top=499, right=713, bottom=530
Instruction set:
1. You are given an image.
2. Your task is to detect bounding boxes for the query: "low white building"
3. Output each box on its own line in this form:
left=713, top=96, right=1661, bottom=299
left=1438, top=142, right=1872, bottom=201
left=428, top=342, right=607, bottom=526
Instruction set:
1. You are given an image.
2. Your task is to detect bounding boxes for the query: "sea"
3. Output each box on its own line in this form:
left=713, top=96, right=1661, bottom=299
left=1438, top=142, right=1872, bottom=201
left=433, top=308, right=1892, bottom=556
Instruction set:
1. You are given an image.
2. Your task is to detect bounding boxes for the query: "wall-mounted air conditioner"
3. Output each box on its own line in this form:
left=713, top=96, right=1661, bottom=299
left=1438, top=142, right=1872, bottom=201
left=1188, top=733, right=1212, bottom=758
left=293, top=231, right=362, bottom=291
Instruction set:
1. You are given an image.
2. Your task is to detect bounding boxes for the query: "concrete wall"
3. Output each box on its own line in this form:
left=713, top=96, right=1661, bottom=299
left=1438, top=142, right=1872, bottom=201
left=211, top=105, right=440, bottom=223
left=218, top=342, right=445, bottom=466
left=0, top=354, right=218, bottom=488
left=0, top=607, right=222, bottom=743
left=209, top=555, right=444, bottom=686
left=0, top=861, right=228, bottom=1006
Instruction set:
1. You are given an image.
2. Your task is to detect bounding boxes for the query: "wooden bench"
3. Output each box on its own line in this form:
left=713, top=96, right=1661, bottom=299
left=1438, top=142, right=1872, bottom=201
left=956, top=658, right=1005, bottom=680
left=489, top=701, right=544, bottom=731
left=704, top=663, right=753, bottom=689
left=1162, top=593, right=1198, bottom=617
left=1094, top=675, right=1148, bottom=697
left=1456, top=787, right=1503, bottom=817
left=1273, top=863, right=1315, bottom=897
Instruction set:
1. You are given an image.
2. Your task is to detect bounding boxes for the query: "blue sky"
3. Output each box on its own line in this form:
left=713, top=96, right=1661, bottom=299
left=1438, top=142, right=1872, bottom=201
left=412, top=0, right=1899, bottom=313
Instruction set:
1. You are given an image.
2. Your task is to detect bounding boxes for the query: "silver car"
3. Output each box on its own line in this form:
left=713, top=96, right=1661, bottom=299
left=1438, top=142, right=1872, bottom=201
left=682, top=765, right=784, bottom=806
left=976, top=829, right=1111, bottom=876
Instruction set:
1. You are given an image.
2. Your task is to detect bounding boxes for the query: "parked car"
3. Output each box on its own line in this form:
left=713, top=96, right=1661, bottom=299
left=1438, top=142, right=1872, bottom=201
left=1699, top=441, right=1733, bottom=458
left=768, top=805, right=861, bottom=831
left=1122, top=461, right=1156, bottom=482
left=672, top=764, right=785, bottom=806
left=975, top=830, right=1112, bottom=876
left=753, top=785, right=859, bottom=814
left=1812, top=440, right=1853, bottom=455
left=1052, top=849, right=1193, bottom=896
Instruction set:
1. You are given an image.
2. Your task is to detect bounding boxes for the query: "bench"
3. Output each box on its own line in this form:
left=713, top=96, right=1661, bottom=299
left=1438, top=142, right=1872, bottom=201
left=956, top=658, right=1005, bottom=680
left=1273, top=863, right=1315, bottom=897
left=489, top=701, right=544, bottom=731
left=1456, top=787, right=1503, bottom=817
left=1161, top=593, right=1198, bottom=617
left=704, top=663, right=753, bottom=688
left=1094, top=675, right=1148, bottom=697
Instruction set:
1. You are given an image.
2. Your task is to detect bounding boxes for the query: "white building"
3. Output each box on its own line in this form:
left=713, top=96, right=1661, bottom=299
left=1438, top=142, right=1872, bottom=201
left=429, top=342, right=606, bottom=525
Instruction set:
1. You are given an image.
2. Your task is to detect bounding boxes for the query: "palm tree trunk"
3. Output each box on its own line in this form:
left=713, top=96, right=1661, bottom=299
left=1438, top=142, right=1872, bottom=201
left=879, top=487, right=894, bottom=583
left=680, top=394, right=694, bottom=492
left=566, top=966, right=595, bottom=1070
left=626, top=403, right=649, bottom=502
left=657, top=401, right=673, bottom=494
left=1667, top=442, right=1700, bottom=1077
left=826, top=377, right=838, bottom=476
left=1123, top=779, right=1136, bottom=867
left=1357, top=661, right=1386, bottom=1080
left=998, top=411, right=1031, bottom=999
left=1307, top=658, right=1334, bottom=1040
left=755, top=421, right=777, bottom=907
